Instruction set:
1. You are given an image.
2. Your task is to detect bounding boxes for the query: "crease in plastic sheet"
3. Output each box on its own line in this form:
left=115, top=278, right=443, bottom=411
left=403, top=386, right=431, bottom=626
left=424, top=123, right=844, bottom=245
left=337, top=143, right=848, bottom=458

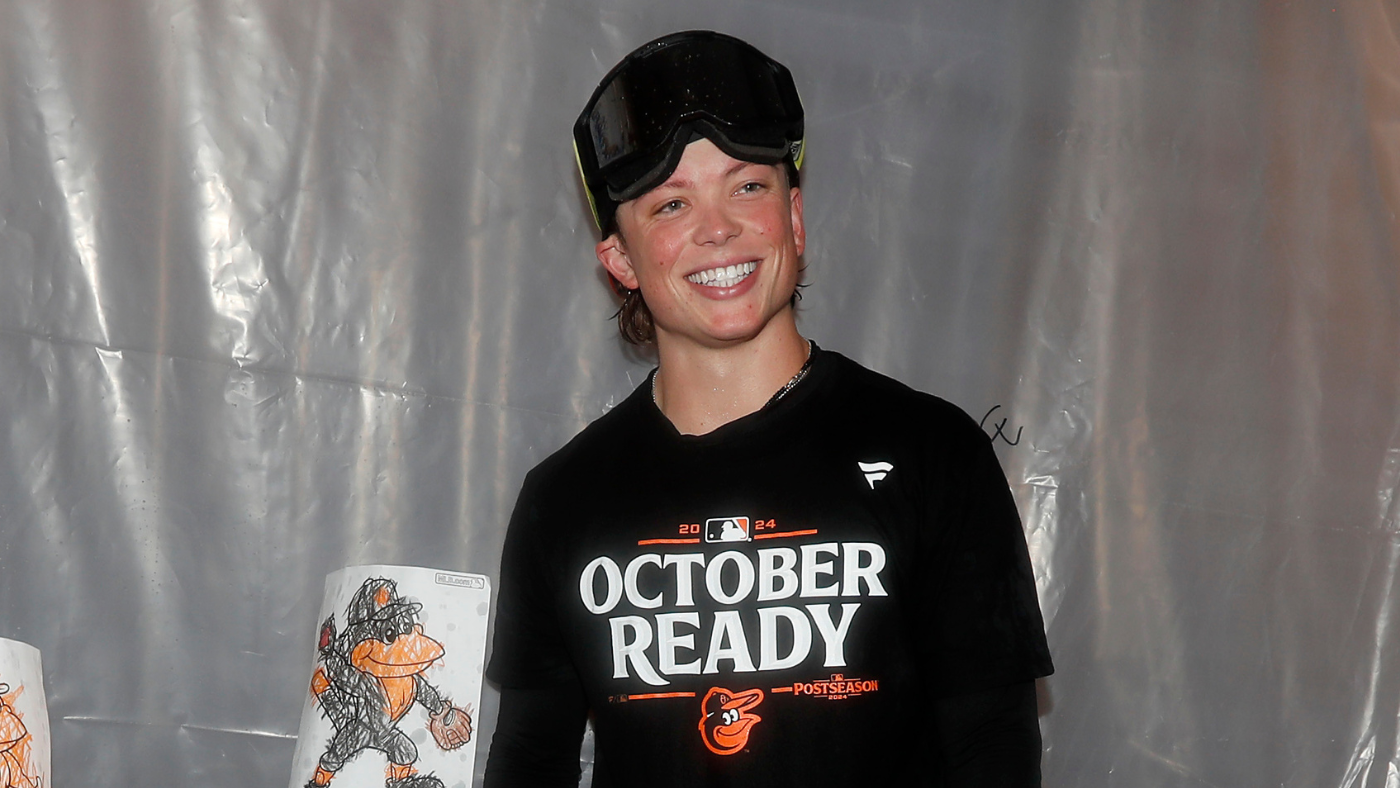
left=63, top=715, right=298, bottom=740
left=1, top=0, right=1398, bottom=786
left=1344, top=440, right=1400, bottom=788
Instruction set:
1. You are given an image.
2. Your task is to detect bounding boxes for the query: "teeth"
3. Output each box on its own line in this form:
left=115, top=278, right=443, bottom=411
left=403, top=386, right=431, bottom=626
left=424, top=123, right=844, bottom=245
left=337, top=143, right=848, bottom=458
left=686, top=261, right=757, bottom=287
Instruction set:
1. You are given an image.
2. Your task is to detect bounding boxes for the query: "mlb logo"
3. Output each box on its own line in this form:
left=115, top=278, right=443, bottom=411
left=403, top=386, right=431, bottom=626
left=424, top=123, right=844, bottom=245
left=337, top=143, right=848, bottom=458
left=705, top=517, right=751, bottom=543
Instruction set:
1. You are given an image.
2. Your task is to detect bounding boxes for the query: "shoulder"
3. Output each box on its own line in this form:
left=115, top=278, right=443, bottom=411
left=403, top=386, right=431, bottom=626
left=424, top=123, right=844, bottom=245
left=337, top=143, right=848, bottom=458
left=821, top=350, right=987, bottom=450
left=522, top=380, right=652, bottom=492
left=503, top=381, right=652, bottom=551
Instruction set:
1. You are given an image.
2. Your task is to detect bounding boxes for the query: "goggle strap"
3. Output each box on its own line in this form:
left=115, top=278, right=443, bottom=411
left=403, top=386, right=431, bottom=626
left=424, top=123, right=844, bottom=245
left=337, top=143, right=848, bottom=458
left=573, top=138, right=605, bottom=230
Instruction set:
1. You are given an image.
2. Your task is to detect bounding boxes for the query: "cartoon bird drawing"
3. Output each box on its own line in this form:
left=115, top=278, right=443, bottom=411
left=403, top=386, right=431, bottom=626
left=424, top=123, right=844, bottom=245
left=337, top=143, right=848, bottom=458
left=0, top=683, right=39, bottom=788
left=698, top=686, right=764, bottom=756
left=307, top=578, right=473, bottom=788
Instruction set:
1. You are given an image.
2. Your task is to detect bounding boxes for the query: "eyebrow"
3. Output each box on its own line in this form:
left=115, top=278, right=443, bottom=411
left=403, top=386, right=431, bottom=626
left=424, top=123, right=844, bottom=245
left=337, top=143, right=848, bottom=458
left=655, top=160, right=765, bottom=191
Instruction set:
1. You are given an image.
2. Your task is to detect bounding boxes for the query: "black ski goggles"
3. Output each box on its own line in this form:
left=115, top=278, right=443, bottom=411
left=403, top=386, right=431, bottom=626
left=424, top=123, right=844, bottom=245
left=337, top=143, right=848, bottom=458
left=573, top=31, right=805, bottom=233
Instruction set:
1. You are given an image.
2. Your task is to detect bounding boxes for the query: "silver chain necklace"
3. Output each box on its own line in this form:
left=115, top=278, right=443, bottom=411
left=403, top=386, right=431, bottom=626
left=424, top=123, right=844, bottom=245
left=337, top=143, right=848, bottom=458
left=652, top=340, right=815, bottom=411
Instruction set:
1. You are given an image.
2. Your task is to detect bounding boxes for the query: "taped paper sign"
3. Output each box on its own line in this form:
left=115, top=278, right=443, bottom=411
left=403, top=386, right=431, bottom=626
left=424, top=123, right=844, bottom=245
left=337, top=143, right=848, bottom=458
left=0, top=639, right=48, bottom=788
left=289, top=566, right=491, bottom=788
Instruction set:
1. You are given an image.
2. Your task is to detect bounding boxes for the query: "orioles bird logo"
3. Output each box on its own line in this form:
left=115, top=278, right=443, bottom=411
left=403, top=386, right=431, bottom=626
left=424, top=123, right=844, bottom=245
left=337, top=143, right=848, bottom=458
left=698, top=686, right=764, bottom=755
left=306, top=578, right=473, bottom=788
left=0, top=683, right=39, bottom=788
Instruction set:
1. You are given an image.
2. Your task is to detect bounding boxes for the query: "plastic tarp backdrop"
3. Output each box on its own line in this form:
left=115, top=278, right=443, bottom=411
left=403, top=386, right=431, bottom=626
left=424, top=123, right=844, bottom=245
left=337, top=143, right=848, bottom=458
left=1, top=0, right=1398, bottom=786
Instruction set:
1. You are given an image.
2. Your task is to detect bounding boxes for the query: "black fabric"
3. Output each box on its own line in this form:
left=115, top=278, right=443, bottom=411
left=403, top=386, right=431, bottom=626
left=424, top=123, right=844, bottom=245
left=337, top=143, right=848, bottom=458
left=484, top=684, right=589, bottom=788
left=930, top=680, right=1043, bottom=787
left=487, top=346, right=1052, bottom=787
left=485, top=679, right=1043, bottom=788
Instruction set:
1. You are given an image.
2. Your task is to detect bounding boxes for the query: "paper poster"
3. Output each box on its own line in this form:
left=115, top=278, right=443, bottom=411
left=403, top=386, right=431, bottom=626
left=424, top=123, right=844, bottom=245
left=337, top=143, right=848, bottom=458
left=289, top=566, right=491, bottom=788
left=0, top=639, right=48, bottom=788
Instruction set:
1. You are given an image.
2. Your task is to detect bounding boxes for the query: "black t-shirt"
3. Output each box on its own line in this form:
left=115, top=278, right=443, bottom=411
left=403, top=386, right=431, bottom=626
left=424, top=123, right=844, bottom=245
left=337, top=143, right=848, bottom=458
left=488, top=347, right=1053, bottom=787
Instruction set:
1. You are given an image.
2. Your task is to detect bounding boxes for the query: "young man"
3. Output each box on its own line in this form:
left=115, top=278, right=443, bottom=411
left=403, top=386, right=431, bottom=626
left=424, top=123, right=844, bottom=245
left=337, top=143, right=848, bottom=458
left=485, top=31, right=1053, bottom=787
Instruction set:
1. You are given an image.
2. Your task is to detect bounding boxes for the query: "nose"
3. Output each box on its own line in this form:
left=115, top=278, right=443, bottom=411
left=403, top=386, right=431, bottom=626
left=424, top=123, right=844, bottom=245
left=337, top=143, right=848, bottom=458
left=692, top=201, right=740, bottom=245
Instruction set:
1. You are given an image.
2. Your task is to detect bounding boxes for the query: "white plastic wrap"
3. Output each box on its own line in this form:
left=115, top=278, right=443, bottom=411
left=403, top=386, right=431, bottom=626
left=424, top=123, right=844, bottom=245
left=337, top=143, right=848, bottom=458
left=0, top=0, right=1396, bottom=785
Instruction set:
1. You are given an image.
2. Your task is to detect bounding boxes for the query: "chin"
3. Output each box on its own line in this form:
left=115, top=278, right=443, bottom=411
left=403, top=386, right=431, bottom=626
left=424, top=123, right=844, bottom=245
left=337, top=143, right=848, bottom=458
left=702, top=310, right=792, bottom=345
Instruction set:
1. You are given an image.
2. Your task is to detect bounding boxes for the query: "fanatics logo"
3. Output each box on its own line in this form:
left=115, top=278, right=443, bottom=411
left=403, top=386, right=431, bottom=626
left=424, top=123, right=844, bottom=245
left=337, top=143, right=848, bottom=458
left=705, top=517, right=751, bottom=543
left=858, top=461, right=893, bottom=488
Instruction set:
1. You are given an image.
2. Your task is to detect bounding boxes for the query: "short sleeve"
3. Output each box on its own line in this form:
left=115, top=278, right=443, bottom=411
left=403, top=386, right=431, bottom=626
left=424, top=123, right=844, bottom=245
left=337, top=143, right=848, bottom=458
left=916, top=414, right=1053, bottom=698
left=487, top=471, right=584, bottom=689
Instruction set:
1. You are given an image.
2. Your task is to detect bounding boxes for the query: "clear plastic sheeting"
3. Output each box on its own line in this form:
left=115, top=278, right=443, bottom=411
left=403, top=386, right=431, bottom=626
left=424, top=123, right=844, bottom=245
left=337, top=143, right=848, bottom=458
left=0, top=0, right=1396, bottom=786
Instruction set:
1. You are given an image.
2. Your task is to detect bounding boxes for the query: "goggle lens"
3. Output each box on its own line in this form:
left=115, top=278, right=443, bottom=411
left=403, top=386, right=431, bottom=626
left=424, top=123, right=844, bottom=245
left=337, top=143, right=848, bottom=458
left=574, top=31, right=804, bottom=229
left=585, top=38, right=799, bottom=171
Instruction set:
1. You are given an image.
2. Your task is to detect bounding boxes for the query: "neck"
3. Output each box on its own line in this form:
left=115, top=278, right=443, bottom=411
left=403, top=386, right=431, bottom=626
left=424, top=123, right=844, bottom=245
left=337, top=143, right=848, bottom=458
left=652, top=314, right=809, bottom=435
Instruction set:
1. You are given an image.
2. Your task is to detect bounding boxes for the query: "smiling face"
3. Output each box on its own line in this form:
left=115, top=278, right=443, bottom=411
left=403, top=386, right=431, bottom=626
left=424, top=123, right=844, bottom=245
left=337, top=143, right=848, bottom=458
left=596, top=138, right=805, bottom=351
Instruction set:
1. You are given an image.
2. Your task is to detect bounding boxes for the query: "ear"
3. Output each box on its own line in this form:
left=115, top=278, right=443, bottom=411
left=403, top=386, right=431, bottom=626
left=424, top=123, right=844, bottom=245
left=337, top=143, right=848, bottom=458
left=789, top=186, right=806, bottom=257
left=596, top=232, right=639, bottom=290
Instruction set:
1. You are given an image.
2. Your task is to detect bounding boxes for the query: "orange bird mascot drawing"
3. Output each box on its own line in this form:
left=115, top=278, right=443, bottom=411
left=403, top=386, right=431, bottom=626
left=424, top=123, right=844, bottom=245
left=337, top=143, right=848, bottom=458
left=0, top=683, right=39, bottom=788
left=306, top=578, right=472, bottom=788
left=698, top=686, right=764, bottom=756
